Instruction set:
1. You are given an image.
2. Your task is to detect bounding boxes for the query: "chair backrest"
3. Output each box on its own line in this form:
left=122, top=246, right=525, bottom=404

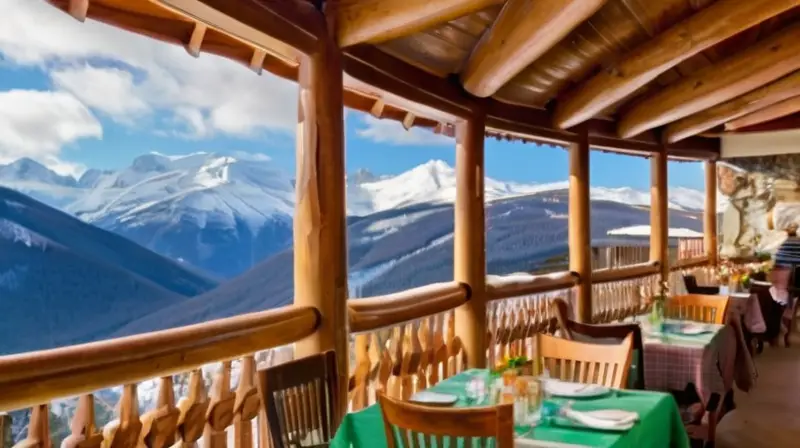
left=536, top=332, right=633, bottom=389
left=378, top=394, right=513, bottom=448
left=682, top=274, right=720, bottom=295
left=258, top=351, right=340, bottom=448
left=551, top=299, right=644, bottom=390
left=665, top=294, right=730, bottom=324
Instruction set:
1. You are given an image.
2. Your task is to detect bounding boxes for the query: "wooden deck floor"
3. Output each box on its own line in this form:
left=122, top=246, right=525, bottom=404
left=717, top=334, right=800, bottom=447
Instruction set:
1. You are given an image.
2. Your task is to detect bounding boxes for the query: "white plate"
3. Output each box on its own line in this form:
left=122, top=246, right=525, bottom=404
left=677, top=324, right=712, bottom=335
left=543, top=380, right=609, bottom=398
left=408, top=391, right=458, bottom=406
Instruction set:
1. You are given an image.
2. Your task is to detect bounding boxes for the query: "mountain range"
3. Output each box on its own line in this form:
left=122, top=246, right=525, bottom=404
left=0, top=154, right=716, bottom=279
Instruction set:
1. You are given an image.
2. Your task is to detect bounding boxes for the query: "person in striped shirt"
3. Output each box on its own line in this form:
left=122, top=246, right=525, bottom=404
left=775, top=224, right=800, bottom=268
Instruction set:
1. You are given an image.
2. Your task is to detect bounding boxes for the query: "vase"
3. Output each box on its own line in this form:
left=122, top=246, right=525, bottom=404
left=649, top=301, right=665, bottom=330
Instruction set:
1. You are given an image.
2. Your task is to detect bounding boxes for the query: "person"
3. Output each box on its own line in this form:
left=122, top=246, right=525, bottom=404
left=771, top=223, right=800, bottom=346
left=775, top=223, right=800, bottom=271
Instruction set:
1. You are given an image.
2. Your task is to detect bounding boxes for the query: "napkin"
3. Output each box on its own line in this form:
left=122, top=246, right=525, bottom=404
left=562, top=408, right=638, bottom=431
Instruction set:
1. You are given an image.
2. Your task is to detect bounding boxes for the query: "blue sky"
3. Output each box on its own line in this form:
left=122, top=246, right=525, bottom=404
left=0, top=0, right=705, bottom=191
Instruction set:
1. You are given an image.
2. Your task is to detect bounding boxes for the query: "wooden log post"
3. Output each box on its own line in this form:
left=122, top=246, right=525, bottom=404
left=650, top=151, right=669, bottom=280
left=704, top=161, right=719, bottom=266
left=454, top=110, right=488, bottom=368
left=293, top=23, right=349, bottom=412
left=569, top=127, right=592, bottom=323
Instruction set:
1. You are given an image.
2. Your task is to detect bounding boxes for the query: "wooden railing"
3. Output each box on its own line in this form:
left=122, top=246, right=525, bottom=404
left=0, top=305, right=319, bottom=447
left=677, top=238, right=705, bottom=261
left=592, top=245, right=650, bottom=270
left=486, top=272, right=577, bottom=364
left=348, top=283, right=469, bottom=411
left=0, top=260, right=725, bottom=447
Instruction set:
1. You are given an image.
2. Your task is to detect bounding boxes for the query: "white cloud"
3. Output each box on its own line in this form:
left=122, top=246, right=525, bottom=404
left=230, top=150, right=271, bottom=162
left=0, top=0, right=298, bottom=139
left=356, top=116, right=452, bottom=146
left=51, top=65, right=149, bottom=123
left=0, top=89, right=100, bottom=175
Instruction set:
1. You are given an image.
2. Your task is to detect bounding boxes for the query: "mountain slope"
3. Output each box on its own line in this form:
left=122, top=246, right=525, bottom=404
left=117, top=189, right=704, bottom=334
left=0, top=186, right=218, bottom=296
left=0, top=188, right=218, bottom=354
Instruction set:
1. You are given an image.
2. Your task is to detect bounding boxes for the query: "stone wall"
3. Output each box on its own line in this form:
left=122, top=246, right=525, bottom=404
left=718, top=155, right=800, bottom=258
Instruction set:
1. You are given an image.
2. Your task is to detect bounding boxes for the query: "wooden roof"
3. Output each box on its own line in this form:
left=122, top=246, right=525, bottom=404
left=45, top=0, right=800, bottom=159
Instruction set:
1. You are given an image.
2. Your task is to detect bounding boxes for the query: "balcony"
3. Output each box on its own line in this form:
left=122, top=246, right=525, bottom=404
left=3, top=1, right=800, bottom=447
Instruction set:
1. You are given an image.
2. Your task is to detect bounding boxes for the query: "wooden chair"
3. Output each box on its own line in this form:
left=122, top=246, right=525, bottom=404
left=258, top=351, right=340, bottom=448
left=551, top=298, right=645, bottom=389
left=536, top=332, right=633, bottom=389
left=378, top=393, right=513, bottom=448
left=683, top=275, right=720, bottom=295
left=665, top=294, right=730, bottom=325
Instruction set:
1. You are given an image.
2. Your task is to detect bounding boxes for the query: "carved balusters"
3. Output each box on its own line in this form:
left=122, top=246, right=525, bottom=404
left=140, top=377, right=180, bottom=448
left=176, top=370, right=209, bottom=447
left=348, top=335, right=370, bottom=411
left=62, top=395, right=102, bottom=448
left=13, top=404, right=50, bottom=448
left=204, top=362, right=235, bottom=448
left=103, top=385, right=141, bottom=448
left=233, top=357, right=260, bottom=448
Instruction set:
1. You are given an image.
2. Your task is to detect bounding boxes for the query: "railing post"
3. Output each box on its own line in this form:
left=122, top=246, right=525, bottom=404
left=454, top=110, right=487, bottom=369
left=704, top=160, right=718, bottom=266
left=650, top=150, right=669, bottom=280
left=569, top=127, right=592, bottom=323
left=293, top=24, right=349, bottom=412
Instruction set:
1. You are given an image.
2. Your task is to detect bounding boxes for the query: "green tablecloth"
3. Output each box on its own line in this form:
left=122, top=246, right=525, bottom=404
left=332, top=370, right=689, bottom=448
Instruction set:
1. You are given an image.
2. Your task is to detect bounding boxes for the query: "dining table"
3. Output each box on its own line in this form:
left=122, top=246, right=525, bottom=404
left=332, top=369, right=690, bottom=448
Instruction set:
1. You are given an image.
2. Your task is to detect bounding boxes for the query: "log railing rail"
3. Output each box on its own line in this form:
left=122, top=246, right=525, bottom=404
left=349, top=282, right=470, bottom=333
left=0, top=305, right=320, bottom=412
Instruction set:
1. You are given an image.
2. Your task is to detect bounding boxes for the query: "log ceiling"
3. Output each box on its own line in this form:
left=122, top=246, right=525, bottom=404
left=44, top=0, right=800, bottom=160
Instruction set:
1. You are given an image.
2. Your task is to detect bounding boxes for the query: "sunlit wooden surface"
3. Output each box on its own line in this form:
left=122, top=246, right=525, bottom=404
left=718, top=332, right=800, bottom=447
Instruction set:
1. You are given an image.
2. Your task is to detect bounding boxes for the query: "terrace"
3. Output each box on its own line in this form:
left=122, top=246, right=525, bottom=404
left=2, top=0, right=799, bottom=447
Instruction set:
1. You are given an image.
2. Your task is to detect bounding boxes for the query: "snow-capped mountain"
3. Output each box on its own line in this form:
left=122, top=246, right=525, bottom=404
left=346, top=159, right=719, bottom=216
left=65, top=153, right=295, bottom=278
left=0, top=155, right=716, bottom=278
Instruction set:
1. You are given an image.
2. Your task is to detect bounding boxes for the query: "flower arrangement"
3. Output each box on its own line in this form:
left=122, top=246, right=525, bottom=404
left=494, top=355, right=530, bottom=386
left=648, top=281, right=670, bottom=325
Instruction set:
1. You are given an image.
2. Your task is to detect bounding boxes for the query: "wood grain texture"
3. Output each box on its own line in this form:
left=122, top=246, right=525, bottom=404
left=665, top=71, right=800, bottom=143
left=460, top=0, right=606, bottom=98
left=336, top=0, right=501, bottom=47
left=553, top=0, right=799, bottom=130
left=620, top=22, right=800, bottom=138
left=726, top=95, right=800, bottom=131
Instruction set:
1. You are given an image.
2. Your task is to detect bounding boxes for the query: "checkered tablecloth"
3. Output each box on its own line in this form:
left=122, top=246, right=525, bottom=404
left=727, top=292, right=767, bottom=333
left=640, top=322, right=737, bottom=403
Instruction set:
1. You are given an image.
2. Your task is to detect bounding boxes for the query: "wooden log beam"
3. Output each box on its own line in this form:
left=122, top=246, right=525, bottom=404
left=336, top=0, right=501, bottom=47
left=553, top=0, right=799, bottom=130
left=665, top=71, right=800, bottom=143
left=453, top=111, right=488, bottom=368
left=68, top=0, right=89, bottom=21
left=460, top=0, right=606, bottom=98
left=726, top=111, right=800, bottom=133
left=619, top=23, right=800, bottom=139
left=343, top=45, right=477, bottom=119
left=650, top=150, right=669, bottom=281
left=704, top=161, right=718, bottom=266
left=569, top=127, right=592, bottom=322
left=726, top=95, right=800, bottom=131
left=159, top=0, right=322, bottom=56
left=293, top=43, right=349, bottom=412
